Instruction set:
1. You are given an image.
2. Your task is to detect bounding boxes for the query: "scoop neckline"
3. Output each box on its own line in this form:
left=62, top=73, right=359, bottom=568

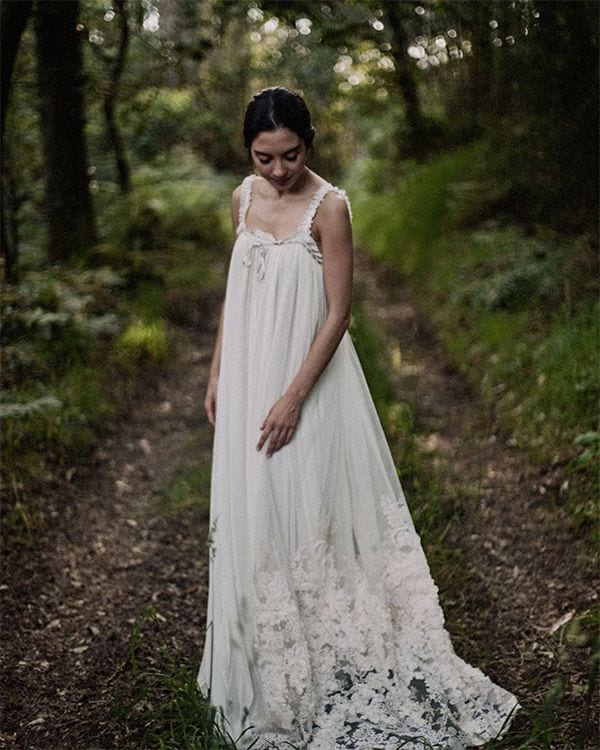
left=242, top=174, right=332, bottom=243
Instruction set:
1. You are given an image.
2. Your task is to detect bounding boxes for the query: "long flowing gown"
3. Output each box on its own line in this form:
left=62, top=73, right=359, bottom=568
left=197, top=174, right=521, bottom=749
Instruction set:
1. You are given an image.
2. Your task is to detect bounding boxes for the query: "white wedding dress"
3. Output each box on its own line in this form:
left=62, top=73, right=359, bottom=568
left=197, top=174, right=520, bottom=749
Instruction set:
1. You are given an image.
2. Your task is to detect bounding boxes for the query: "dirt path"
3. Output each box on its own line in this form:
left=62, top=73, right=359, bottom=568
left=1, top=248, right=597, bottom=749
left=354, top=250, right=598, bottom=746
left=1, top=321, right=217, bottom=749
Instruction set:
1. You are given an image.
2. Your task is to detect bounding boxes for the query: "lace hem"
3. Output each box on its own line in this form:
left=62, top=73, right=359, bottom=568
left=232, top=492, right=521, bottom=749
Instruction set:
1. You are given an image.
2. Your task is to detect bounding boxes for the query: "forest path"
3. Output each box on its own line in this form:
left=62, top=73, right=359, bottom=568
left=354, top=250, right=597, bottom=746
left=1, top=322, right=216, bottom=748
left=1, top=247, right=596, bottom=749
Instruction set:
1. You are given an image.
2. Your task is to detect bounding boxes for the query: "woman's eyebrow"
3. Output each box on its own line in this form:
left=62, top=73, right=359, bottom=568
left=253, top=146, right=301, bottom=156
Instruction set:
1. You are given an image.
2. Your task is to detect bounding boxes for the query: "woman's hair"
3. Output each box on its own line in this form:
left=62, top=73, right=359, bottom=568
left=243, top=86, right=316, bottom=150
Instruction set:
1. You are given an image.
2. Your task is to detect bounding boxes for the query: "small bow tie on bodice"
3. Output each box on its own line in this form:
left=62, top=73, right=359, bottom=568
left=242, top=238, right=270, bottom=280
left=241, top=233, right=324, bottom=281
left=237, top=174, right=348, bottom=281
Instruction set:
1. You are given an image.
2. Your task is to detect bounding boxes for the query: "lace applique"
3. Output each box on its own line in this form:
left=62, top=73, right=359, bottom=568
left=298, top=184, right=353, bottom=236
left=237, top=176, right=352, bottom=279
left=237, top=174, right=254, bottom=234
left=243, top=492, right=520, bottom=749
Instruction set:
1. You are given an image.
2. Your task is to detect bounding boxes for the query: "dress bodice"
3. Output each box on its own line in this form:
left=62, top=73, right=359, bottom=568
left=235, top=174, right=352, bottom=280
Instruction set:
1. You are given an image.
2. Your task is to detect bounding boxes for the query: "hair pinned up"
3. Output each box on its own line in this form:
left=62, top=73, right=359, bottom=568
left=243, top=86, right=316, bottom=150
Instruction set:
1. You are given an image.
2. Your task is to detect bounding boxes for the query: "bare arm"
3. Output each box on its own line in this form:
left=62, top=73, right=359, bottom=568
left=204, top=186, right=242, bottom=426
left=257, top=191, right=353, bottom=455
left=286, top=192, right=353, bottom=401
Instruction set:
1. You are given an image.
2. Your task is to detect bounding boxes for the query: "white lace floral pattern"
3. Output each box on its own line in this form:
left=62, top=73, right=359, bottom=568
left=244, top=493, right=520, bottom=749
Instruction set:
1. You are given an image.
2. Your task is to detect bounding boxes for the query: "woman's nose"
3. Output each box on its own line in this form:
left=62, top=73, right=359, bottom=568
left=272, top=160, right=286, bottom=176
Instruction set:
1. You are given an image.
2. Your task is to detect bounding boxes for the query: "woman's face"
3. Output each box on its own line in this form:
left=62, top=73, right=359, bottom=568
left=250, top=128, right=308, bottom=191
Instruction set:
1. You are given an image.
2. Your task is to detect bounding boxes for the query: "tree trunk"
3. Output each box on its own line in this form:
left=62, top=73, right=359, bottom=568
left=469, top=0, right=494, bottom=130
left=384, top=1, right=428, bottom=160
left=103, top=0, right=131, bottom=193
left=1, top=0, right=33, bottom=280
left=33, top=0, right=97, bottom=262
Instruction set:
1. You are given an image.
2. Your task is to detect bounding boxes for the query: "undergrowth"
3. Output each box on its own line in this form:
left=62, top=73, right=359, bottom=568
left=1, top=153, right=231, bottom=544
left=350, top=295, right=598, bottom=749
left=347, top=141, right=599, bottom=542
left=111, top=606, right=242, bottom=749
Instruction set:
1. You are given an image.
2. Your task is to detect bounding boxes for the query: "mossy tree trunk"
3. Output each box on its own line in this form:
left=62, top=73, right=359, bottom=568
left=33, top=0, right=97, bottom=262
left=103, top=0, right=131, bottom=194
left=1, top=0, right=33, bottom=280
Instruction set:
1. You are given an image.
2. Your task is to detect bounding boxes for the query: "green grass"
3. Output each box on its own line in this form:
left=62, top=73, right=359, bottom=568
left=159, top=464, right=211, bottom=519
left=347, top=143, right=599, bottom=536
left=111, top=606, right=243, bottom=749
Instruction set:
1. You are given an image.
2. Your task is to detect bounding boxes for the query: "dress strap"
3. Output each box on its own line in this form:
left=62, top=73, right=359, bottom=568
left=237, top=175, right=255, bottom=234
left=299, top=183, right=353, bottom=236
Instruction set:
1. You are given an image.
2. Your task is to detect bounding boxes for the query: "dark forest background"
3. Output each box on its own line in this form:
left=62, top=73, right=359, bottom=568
left=1, top=1, right=598, bottom=748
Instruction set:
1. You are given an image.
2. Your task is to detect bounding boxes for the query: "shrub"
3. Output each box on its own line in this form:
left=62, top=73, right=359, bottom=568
left=117, top=319, right=169, bottom=363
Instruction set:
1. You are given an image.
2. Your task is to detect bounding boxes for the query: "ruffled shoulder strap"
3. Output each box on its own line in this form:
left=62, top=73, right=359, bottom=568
left=237, top=174, right=256, bottom=234
left=299, top=183, right=353, bottom=236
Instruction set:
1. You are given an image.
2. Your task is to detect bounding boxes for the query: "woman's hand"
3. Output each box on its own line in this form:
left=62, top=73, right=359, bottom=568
left=204, top=374, right=218, bottom=427
left=257, top=391, right=303, bottom=457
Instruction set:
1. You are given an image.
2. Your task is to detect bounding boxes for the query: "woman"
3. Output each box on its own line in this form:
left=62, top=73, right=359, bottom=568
left=197, top=85, right=520, bottom=749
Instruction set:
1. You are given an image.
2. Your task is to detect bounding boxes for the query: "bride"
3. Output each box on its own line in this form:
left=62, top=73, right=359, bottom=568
left=197, top=85, right=520, bottom=749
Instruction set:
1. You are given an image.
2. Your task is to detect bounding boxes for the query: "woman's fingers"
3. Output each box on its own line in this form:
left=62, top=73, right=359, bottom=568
left=257, top=422, right=272, bottom=451
left=267, top=425, right=295, bottom=457
left=258, top=394, right=304, bottom=455
left=267, top=426, right=284, bottom=456
left=266, top=424, right=287, bottom=456
left=205, top=393, right=216, bottom=428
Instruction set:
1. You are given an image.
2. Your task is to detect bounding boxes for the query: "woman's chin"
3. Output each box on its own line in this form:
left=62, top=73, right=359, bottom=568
left=270, top=176, right=290, bottom=188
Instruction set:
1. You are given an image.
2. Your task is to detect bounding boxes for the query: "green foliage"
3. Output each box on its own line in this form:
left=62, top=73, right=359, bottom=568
left=0, top=395, right=62, bottom=421
left=97, top=149, right=231, bottom=255
left=160, top=240, right=224, bottom=326
left=458, top=242, right=564, bottom=313
left=160, top=464, right=211, bottom=519
left=112, top=605, right=244, bottom=749
left=349, top=146, right=481, bottom=279
left=129, top=279, right=167, bottom=322
left=565, top=430, right=600, bottom=540
left=2, top=267, right=123, bottom=367
left=1, top=150, right=233, bottom=516
left=348, top=146, right=599, bottom=511
left=117, top=319, right=169, bottom=363
left=570, top=431, right=600, bottom=473
left=86, top=243, right=164, bottom=288
left=1, top=268, right=126, bottom=460
left=121, top=87, right=201, bottom=163
left=1, top=264, right=152, bottom=508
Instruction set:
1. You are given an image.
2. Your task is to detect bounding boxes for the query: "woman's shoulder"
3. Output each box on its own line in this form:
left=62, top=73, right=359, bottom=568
left=309, top=175, right=353, bottom=233
left=232, top=174, right=254, bottom=199
left=317, top=180, right=352, bottom=224
left=308, top=171, right=350, bottom=208
left=318, top=189, right=352, bottom=226
left=231, top=175, right=255, bottom=214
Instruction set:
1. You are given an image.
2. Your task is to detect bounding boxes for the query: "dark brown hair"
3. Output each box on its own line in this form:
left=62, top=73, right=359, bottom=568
left=243, top=86, right=316, bottom=150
